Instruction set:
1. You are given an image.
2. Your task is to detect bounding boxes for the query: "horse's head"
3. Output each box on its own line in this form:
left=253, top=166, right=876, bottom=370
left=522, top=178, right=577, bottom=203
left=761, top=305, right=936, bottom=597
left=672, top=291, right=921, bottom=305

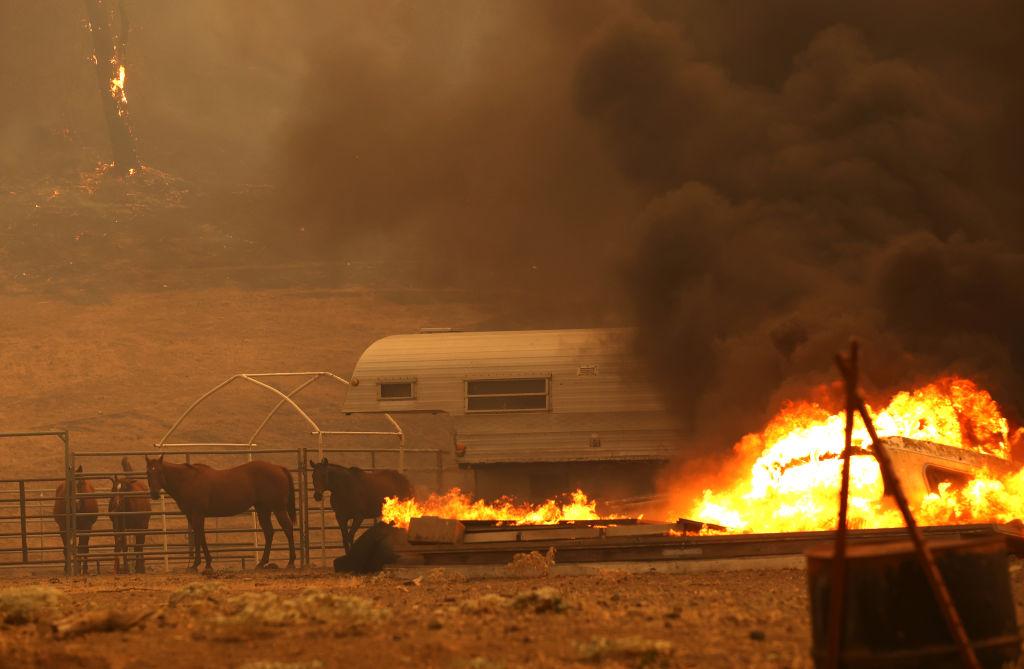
left=74, top=464, right=89, bottom=494
left=310, top=457, right=331, bottom=502
left=144, top=454, right=165, bottom=500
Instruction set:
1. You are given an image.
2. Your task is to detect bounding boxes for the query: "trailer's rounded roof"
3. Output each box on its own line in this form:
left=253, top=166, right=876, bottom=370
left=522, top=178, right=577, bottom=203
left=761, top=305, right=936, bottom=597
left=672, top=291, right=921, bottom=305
left=350, top=327, right=636, bottom=380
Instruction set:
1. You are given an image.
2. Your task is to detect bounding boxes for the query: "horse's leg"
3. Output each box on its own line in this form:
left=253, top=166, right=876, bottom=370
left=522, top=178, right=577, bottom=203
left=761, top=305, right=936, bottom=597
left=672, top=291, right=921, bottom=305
left=186, top=514, right=202, bottom=572
left=134, top=529, right=146, bottom=574
left=350, top=516, right=364, bottom=549
left=114, top=520, right=125, bottom=574
left=256, top=510, right=274, bottom=568
left=78, top=532, right=91, bottom=575
left=337, top=514, right=352, bottom=554
left=333, top=512, right=347, bottom=553
left=272, top=509, right=295, bottom=569
left=197, top=516, right=213, bottom=572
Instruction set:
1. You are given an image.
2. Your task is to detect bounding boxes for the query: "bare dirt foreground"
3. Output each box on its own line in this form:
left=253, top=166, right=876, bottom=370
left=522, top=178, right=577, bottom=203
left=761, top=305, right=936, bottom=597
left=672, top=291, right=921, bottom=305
left=0, top=565, right=821, bottom=669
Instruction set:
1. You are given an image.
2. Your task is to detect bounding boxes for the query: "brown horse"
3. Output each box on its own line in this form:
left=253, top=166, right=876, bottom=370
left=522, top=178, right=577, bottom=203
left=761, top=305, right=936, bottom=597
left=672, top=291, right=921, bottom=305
left=145, top=454, right=296, bottom=572
left=52, top=464, right=99, bottom=574
left=310, top=458, right=413, bottom=553
left=109, top=457, right=151, bottom=574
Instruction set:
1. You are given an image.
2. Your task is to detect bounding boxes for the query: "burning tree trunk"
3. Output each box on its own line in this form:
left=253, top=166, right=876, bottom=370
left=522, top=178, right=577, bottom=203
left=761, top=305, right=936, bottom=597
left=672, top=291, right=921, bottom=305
left=84, top=0, right=139, bottom=175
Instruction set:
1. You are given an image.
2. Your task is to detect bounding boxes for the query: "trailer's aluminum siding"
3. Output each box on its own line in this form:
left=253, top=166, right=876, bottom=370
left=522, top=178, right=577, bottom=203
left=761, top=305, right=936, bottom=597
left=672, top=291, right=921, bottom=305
left=343, top=328, right=682, bottom=464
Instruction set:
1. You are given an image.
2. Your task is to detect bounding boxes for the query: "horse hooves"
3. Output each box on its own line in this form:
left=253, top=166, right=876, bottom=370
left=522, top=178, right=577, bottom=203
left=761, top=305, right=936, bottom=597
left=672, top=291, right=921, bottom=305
left=257, top=562, right=279, bottom=570
left=202, top=567, right=215, bottom=575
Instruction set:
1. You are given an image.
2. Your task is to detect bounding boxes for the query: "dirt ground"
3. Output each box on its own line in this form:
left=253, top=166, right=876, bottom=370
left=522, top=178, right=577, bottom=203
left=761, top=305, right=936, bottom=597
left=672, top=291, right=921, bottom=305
left=0, top=565, right=821, bottom=669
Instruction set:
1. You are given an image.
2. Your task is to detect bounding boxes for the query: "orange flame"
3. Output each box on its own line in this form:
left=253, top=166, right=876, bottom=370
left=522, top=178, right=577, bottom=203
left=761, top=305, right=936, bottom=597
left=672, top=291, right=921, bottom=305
left=109, top=63, right=128, bottom=116
left=382, top=488, right=606, bottom=528
left=668, top=376, right=1022, bottom=532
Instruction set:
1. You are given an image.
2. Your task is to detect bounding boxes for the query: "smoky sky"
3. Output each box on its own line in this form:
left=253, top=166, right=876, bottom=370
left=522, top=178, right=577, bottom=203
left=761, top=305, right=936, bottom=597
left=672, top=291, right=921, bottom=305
left=575, top=1, right=1024, bottom=446
left=2, top=2, right=1021, bottom=450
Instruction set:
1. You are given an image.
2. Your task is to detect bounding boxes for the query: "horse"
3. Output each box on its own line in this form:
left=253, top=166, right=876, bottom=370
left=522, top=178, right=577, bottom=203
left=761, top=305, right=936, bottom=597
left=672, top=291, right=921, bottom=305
left=145, top=454, right=296, bottom=572
left=333, top=523, right=403, bottom=574
left=309, top=458, right=413, bottom=553
left=52, top=465, right=99, bottom=574
left=109, top=456, right=151, bottom=574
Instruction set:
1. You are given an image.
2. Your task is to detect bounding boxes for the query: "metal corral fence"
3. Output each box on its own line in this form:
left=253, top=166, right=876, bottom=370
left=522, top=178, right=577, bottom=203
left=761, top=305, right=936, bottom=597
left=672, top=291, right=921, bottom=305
left=0, top=436, right=443, bottom=575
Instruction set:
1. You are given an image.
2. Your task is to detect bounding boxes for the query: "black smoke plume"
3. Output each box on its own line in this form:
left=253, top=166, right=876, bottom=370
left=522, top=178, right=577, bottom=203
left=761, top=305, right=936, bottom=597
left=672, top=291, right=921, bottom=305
left=575, top=1, right=1023, bottom=448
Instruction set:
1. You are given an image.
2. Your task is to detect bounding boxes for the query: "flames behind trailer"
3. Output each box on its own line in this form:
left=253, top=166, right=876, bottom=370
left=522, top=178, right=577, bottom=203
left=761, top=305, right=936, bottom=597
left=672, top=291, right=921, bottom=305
left=341, top=328, right=682, bottom=501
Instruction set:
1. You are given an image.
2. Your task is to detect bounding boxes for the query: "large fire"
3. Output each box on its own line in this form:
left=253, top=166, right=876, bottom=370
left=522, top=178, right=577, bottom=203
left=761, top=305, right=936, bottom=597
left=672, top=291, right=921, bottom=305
left=380, top=376, right=1021, bottom=534
left=382, top=488, right=606, bottom=528
left=672, top=376, right=1023, bottom=533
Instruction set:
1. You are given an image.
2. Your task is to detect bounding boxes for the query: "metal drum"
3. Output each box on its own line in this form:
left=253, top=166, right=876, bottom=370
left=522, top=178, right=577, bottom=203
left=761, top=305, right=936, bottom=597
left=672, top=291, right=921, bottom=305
left=806, top=537, right=1020, bottom=668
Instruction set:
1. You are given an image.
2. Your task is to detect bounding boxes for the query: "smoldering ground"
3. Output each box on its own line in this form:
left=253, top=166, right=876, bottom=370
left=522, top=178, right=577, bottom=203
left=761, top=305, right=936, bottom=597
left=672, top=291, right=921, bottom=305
left=1, top=1, right=1021, bottom=455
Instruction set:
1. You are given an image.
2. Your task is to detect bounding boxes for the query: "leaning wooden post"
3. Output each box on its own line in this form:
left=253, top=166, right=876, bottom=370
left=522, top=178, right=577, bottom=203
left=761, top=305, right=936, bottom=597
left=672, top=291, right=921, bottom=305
left=826, top=341, right=858, bottom=669
left=835, top=356, right=980, bottom=669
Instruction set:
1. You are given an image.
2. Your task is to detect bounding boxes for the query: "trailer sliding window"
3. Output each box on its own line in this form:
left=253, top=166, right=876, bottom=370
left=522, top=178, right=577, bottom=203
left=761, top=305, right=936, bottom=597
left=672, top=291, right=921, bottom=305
left=465, top=378, right=548, bottom=412
left=378, top=381, right=415, bottom=400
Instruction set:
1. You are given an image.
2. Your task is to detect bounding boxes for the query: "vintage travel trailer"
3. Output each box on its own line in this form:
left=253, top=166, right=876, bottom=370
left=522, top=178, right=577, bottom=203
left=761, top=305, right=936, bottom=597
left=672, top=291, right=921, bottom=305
left=882, top=436, right=1015, bottom=503
left=340, top=327, right=1013, bottom=507
left=341, top=328, right=683, bottom=500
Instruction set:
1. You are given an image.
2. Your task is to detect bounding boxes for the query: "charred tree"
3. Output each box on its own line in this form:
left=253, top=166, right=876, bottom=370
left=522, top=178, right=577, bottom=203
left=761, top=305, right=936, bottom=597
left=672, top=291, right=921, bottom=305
left=84, top=0, right=139, bottom=175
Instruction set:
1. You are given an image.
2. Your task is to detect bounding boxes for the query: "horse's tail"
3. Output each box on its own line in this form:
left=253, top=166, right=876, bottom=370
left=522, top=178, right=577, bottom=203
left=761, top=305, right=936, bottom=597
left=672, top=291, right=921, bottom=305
left=284, top=467, right=297, bottom=524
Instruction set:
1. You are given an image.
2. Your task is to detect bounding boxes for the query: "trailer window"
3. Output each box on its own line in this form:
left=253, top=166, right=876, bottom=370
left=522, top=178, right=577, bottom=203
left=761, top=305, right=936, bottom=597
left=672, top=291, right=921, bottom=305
left=466, top=378, right=548, bottom=412
left=923, top=465, right=970, bottom=493
left=378, top=381, right=414, bottom=400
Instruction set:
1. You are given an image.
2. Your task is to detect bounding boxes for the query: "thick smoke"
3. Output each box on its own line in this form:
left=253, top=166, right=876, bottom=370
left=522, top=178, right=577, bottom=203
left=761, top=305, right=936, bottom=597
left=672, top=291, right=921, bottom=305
left=574, top=1, right=1024, bottom=448
left=2, top=2, right=1019, bottom=452
left=273, top=0, right=637, bottom=300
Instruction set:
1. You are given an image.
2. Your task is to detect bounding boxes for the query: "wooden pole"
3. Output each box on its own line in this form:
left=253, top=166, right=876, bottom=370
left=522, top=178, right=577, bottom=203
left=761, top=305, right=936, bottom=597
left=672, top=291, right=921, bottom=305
left=835, top=354, right=980, bottom=669
left=826, top=341, right=857, bottom=669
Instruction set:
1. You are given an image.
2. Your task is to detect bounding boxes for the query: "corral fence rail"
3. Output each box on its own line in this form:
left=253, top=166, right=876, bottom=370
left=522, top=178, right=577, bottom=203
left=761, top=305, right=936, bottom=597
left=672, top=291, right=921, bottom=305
left=0, top=440, right=443, bottom=575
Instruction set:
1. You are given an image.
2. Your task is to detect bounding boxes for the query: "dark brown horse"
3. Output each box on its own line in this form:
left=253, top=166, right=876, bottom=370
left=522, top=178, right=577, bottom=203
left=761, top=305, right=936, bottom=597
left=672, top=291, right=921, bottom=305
left=145, top=454, right=296, bottom=572
left=310, top=458, right=413, bottom=553
left=109, top=457, right=151, bottom=574
left=52, top=465, right=99, bottom=574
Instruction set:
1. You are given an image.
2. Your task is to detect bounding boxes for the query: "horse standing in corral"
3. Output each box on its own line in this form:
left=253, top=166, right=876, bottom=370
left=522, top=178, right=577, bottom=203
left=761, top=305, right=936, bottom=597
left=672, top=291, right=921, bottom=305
left=145, top=454, right=296, bottom=572
left=310, top=458, right=413, bottom=553
left=52, top=464, right=99, bottom=574
left=109, top=457, right=151, bottom=574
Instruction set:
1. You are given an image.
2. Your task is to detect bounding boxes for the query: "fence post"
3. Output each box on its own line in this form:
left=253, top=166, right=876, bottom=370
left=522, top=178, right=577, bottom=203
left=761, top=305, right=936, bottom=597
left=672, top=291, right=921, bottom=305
left=298, top=448, right=308, bottom=567
left=161, top=495, right=169, bottom=572
left=65, top=446, right=77, bottom=576
left=18, top=480, right=28, bottom=563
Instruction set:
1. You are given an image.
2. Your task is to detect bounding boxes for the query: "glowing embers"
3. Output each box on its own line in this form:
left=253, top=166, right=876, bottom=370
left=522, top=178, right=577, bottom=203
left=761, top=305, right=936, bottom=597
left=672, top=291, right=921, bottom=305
left=676, top=376, right=1022, bottom=533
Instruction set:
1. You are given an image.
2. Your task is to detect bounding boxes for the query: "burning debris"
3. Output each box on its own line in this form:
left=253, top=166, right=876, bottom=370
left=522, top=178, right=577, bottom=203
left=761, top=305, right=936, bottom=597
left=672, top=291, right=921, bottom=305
left=668, top=375, right=1024, bottom=533
left=383, top=489, right=610, bottom=528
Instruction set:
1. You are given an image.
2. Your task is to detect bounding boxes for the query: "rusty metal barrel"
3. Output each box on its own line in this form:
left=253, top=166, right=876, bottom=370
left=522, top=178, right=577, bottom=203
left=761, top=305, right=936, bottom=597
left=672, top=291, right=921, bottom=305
left=806, top=537, right=1020, bottom=668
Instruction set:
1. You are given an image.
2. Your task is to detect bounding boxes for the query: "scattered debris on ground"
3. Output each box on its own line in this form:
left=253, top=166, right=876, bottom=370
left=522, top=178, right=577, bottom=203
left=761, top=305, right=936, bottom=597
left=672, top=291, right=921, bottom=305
left=237, top=661, right=325, bottom=669
left=512, top=586, right=566, bottom=613
left=52, top=608, right=153, bottom=639
left=0, top=586, right=62, bottom=624
left=504, top=548, right=556, bottom=578
left=577, top=636, right=675, bottom=668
